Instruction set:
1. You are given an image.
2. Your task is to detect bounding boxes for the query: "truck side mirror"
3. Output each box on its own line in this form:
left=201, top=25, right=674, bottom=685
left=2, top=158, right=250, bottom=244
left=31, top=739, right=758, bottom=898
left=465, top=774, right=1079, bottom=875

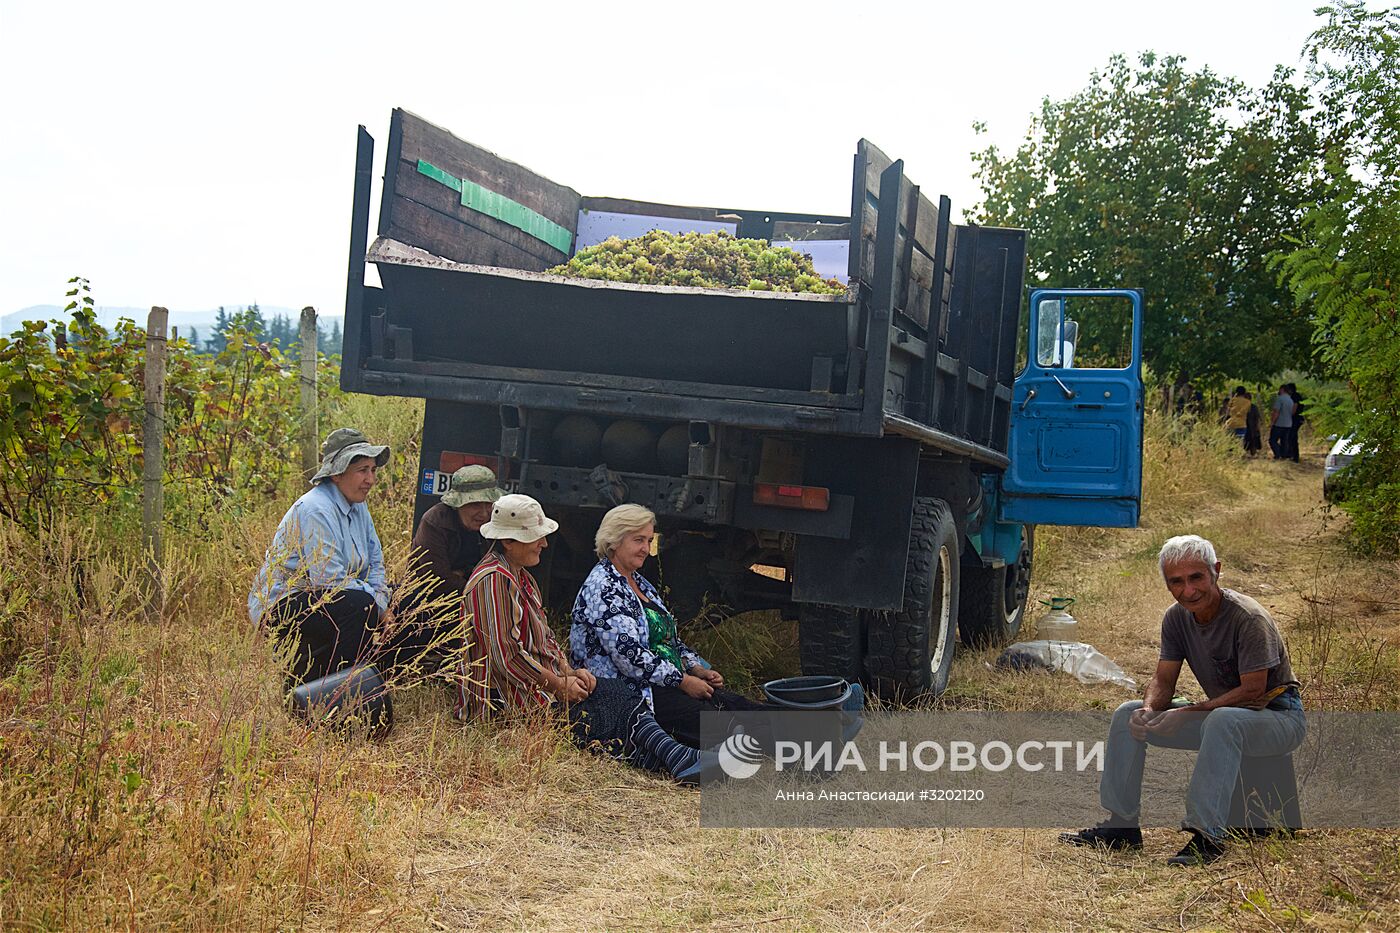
left=1035, top=299, right=1077, bottom=368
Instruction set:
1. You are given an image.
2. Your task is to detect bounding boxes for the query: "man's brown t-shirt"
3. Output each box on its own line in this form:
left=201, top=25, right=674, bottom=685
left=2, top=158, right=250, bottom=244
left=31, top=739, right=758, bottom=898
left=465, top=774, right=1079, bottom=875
left=1160, top=588, right=1299, bottom=700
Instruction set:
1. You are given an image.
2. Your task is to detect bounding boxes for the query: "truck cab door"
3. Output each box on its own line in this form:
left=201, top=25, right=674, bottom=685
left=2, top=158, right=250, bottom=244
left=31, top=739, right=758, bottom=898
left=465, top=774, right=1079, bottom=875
left=999, top=288, right=1144, bottom=528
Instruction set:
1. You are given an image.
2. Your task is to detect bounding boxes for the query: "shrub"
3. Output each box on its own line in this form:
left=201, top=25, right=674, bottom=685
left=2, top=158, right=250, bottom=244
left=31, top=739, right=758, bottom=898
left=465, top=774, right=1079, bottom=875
left=0, top=281, right=345, bottom=534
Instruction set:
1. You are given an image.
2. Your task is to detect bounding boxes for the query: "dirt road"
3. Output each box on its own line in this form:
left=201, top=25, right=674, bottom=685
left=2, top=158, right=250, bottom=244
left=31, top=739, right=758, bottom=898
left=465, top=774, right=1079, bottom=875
left=385, top=446, right=1398, bottom=931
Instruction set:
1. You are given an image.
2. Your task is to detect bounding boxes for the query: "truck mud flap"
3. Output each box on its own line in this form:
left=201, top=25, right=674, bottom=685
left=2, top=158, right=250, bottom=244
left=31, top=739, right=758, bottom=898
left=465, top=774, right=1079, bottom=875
left=792, top=437, right=919, bottom=611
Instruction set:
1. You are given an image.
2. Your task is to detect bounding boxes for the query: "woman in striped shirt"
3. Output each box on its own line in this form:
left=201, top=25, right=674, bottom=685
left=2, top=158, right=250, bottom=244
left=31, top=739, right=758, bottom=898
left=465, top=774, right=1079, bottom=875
left=456, top=494, right=718, bottom=782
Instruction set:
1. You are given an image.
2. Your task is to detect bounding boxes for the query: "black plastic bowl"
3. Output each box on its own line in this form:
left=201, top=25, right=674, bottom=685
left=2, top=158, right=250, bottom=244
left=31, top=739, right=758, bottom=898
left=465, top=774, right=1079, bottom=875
left=763, top=675, right=849, bottom=706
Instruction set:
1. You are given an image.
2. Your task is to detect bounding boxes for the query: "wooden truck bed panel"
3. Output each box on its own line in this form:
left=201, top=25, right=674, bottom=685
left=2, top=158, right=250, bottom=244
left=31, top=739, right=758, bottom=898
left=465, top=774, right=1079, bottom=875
left=369, top=237, right=858, bottom=398
left=346, top=110, right=1026, bottom=461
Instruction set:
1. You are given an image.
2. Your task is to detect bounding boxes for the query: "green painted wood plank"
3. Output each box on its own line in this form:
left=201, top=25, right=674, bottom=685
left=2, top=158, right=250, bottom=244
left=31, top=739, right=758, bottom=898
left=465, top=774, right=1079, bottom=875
left=416, top=159, right=571, bottom=254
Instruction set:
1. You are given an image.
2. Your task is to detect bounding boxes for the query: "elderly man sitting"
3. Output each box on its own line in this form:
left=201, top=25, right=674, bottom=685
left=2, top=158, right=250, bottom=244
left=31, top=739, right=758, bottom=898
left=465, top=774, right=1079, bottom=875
left=1060, top=534, right=1305, bottom=866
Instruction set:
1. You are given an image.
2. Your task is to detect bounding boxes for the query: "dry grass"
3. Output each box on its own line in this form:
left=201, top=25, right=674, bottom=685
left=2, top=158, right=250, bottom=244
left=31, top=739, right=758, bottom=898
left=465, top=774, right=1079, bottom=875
left=2, top=401, right=1398, bottom=930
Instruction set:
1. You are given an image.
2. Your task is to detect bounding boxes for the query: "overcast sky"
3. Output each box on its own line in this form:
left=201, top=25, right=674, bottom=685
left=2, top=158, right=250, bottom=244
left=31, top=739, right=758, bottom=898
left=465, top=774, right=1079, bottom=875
left=0, top=0, right=1330, bottom=317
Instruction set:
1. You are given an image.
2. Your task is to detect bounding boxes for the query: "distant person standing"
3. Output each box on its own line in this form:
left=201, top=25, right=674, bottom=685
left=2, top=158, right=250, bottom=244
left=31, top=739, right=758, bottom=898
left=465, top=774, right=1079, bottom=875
left=1283, top=384, right=1305, bottom=463
left=1244, top=391, right=1262, bottom=457
left=1269, top=385, right=1295, bottom=460
left=1224, top=387, right=1250, bottom=451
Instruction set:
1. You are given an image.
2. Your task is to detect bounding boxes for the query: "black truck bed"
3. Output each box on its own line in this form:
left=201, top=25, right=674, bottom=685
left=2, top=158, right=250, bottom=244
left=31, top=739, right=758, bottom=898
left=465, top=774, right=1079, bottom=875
left=343, top=110, right=1026, bottom=463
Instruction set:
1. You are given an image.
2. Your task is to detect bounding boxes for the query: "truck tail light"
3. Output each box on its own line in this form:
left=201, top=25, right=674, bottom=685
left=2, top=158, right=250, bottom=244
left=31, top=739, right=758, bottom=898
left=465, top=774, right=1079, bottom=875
left=439, top=451, right=511, bottom=481
left=753, top=483, right=830, bottom=511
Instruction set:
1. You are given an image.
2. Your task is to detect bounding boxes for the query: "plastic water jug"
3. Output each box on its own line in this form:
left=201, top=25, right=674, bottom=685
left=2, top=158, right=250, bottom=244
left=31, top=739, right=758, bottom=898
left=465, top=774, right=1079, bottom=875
left=1036, top=596, right=1079, bottom=641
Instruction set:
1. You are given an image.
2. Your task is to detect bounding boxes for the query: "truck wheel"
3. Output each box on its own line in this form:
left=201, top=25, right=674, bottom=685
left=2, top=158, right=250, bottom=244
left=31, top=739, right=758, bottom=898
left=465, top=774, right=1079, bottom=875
left=865, top=497, right=959, bottom=703
left=958, top=526, right=1034, bottom=649
left=798, top=603, right=865, bottom=684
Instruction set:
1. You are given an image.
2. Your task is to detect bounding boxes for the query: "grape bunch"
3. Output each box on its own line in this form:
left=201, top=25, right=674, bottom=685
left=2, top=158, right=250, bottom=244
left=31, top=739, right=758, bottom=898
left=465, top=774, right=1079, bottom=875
left=546, top=230, right=845, bottom=294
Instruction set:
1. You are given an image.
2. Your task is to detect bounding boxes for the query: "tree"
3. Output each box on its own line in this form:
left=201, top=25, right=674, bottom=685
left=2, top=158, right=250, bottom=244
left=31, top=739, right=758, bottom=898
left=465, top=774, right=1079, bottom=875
left=972, top=53, right=1325, bottom=393
left=208, top=307, right=230, bottom=353
left=1273, top=2, right=1400, bottom=553
left=208, top=304, right=266, bottom=354
left=319, top=319, right=342, bottom=356
left=266, top=313, right=293, bottom=352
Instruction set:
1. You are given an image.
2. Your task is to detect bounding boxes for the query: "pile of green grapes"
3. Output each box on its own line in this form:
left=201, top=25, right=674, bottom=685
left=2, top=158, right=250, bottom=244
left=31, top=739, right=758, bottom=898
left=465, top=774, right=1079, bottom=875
left=546, top=230, right=845, bottom=294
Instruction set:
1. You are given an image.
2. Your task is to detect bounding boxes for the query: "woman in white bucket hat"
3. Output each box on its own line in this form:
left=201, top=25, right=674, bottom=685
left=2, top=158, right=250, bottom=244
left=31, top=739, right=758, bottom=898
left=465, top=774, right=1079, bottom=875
left=457, top=494, right=722, bottom=782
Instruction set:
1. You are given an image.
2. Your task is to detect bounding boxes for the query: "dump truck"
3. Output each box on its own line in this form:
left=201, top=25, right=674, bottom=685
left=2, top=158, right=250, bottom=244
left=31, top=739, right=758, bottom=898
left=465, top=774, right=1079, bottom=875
left=340, top=109, right=1145, bottom=701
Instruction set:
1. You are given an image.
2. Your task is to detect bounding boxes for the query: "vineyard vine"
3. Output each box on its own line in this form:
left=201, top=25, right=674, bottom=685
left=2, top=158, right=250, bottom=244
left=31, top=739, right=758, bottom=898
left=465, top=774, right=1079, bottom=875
left=0, top=278, right=343, bottom=533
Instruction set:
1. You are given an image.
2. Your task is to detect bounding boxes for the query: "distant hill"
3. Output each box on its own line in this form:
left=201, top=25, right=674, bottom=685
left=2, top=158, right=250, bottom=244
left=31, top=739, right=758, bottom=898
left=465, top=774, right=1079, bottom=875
left=2, top=305, right=342, bottom=340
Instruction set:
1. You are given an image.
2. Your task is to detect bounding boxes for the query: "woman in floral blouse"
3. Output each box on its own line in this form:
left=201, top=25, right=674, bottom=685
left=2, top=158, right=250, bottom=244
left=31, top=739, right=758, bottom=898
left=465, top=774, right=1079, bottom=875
left=570, top=504, right=777, bottom=747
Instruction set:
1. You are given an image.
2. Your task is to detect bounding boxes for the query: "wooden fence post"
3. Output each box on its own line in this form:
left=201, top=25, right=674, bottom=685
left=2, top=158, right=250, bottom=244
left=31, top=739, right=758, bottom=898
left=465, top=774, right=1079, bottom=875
left=299, top=307, right=319, bottom=480
left=143, top=307, right=168, bottom=622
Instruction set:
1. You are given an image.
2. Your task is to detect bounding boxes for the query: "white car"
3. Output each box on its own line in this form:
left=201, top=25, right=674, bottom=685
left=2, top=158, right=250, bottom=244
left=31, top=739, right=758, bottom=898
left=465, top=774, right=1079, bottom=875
left=1323, top=435, right=1362, bottom=500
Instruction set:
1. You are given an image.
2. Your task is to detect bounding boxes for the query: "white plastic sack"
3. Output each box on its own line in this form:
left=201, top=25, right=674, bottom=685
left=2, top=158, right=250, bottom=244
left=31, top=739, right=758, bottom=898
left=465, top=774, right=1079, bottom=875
left=996, top=640, right=1138, bottom=691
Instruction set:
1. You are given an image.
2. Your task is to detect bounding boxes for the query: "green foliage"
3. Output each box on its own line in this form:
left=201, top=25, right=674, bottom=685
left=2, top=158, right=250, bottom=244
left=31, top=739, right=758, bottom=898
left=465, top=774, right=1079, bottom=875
left=547, top=230, right=846, bottom=294
left=0, top=278, right=345, bottom=533
left=1273, top=2, right=1400, bottom=554
left=972, top=52, right=1325, bottom=389
left=209, top=308, right=342, bottom=357
left=0, top=279, right=145, bottom=529
left=163, top=312, right=345, bottom=523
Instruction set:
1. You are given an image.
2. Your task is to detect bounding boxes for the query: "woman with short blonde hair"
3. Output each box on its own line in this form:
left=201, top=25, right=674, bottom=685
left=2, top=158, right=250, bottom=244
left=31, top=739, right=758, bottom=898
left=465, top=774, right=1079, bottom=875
left=594, top=503, right=656, bottom=559
left=570, top=503, right=777, bottom=748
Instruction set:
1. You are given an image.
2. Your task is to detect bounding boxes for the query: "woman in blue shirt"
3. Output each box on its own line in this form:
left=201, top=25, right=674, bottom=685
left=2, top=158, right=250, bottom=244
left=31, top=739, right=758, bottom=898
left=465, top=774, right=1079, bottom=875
left=250, top=428, right=423, bottom=683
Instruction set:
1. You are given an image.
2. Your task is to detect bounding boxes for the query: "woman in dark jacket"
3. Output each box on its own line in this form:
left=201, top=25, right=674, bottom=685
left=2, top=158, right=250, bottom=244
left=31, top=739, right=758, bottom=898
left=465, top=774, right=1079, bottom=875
left=408, top=464, right=503, bottom=606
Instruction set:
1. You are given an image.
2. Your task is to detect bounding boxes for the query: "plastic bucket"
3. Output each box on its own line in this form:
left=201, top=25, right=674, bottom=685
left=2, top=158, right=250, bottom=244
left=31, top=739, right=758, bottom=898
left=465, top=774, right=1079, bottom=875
left=289, top=664, right=393, bottom=738
left=763, top=675, right=851, bottom=711
left=760, top=677, right=863, bottom=770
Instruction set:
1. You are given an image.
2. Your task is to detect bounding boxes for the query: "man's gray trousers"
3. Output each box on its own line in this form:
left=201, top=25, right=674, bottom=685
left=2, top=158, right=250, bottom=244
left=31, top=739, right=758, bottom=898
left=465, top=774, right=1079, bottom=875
left=1099, top=700, right=1306, bottom=838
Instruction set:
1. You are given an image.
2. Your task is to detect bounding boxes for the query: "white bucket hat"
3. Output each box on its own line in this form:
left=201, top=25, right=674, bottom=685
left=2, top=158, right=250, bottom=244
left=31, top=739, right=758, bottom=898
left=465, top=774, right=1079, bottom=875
left=480, top=494, right=559, bottom=543
left=310, top=427, right=390, bottom=484
left=440, top=464, right=505, bottom=508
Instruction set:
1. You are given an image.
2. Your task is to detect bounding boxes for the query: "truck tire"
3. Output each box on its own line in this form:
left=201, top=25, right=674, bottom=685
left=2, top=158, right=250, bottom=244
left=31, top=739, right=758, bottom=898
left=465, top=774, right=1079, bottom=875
left=865, top=497, right=959, bottom=703
left=798, top=603, right=865, bottom=684
left=958, top=526, right=1034, bottom=649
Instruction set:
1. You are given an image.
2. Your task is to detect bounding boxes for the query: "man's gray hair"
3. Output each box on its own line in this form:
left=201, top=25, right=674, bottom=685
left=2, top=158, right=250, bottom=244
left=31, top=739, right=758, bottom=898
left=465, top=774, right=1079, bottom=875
left=1158, top=534, right=1219, bottom=580
left=595, top=503, right=657, bottom=559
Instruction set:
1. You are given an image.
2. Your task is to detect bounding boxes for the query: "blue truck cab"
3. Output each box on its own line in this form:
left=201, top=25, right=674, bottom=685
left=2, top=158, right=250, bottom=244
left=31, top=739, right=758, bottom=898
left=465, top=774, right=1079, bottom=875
left=341, top=110, right=1144, bottom=701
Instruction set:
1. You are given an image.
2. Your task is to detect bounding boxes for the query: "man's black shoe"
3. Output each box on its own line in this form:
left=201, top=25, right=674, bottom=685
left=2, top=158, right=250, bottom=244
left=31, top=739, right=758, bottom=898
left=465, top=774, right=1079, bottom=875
left=1057, top=824, right=1143, bottom=850
left=1166, top=830, right=1226, bottom=867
